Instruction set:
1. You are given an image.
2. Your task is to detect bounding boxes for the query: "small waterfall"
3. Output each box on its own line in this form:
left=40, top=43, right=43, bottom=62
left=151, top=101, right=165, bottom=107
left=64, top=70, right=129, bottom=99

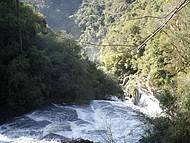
left=129, top=88, right=163, bottom=117
left=124, top=77, right=163, bottom=118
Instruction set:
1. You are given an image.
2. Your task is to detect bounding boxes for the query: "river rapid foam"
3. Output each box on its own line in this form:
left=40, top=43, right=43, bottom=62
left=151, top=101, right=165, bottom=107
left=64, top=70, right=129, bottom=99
left=0, top=93, right=162, bottom=143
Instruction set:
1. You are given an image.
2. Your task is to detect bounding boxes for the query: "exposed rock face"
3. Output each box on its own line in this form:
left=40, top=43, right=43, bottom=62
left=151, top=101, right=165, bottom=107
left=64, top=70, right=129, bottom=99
left=132, top=89, right=141, bottom=105
left=41, top=133, right=68, bottom=141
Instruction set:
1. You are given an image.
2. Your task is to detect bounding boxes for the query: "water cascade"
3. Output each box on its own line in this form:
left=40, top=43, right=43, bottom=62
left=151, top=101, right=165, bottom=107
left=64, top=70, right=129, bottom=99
left=0, top=92, right=162, bottom=143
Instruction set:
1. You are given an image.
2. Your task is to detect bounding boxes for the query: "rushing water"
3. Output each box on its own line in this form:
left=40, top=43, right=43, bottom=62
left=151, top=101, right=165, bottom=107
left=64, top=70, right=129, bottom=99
left=0, top=93, right=162, bottom=143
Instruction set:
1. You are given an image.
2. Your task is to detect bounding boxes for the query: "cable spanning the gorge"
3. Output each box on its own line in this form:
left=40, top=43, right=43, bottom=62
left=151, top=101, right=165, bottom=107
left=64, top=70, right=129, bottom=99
left=78, top=0, right=190, bottom=49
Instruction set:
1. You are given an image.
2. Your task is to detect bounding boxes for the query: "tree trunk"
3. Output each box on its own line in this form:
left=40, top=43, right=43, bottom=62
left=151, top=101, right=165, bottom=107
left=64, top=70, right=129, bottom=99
left=15, top=0, right=19, bottom=16
left=15, top=0, right=23, bottom=52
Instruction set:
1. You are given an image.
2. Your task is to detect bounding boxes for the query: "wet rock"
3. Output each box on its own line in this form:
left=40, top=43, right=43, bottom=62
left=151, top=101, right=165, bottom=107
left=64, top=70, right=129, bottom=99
left=132, top=90, right=141, bottom=105
left=61, top=139, right=94, bottom=143
left=42, top=133, right=69, bottom=141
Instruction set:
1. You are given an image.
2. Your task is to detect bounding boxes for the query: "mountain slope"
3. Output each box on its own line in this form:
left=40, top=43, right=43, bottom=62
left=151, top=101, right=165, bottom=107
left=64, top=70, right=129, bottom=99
left=0, top=0, right=123, bottom=122
left=30, top=0, right=83, bottom=37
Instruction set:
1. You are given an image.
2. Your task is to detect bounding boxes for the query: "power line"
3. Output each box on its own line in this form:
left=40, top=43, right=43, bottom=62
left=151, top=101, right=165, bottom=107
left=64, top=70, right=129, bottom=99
left=79, top=0, right=190, bottom=50
left=79, top=41, right=135, bottom=47
left=76, top=0, right=190, bottom=50
left=137, top=0, right=190, bottom=50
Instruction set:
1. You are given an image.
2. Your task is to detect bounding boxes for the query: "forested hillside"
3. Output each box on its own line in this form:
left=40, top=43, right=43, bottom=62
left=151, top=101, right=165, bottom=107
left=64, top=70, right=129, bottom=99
left=1, top=0, right=190, bottom=142
left=30, top=0, right=82, bottom=37
left=98, top=0, right=190, bottom=142
left=0, top=0, right=122, bottom=122
left=73, top=0, right=190, bottom=142
left=74, top=0, right=135, bottom=43
left=30, top=0, right=135, bottom=61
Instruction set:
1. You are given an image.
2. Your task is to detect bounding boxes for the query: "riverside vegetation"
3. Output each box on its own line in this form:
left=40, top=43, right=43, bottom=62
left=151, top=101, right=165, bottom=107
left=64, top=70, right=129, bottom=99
left=74, top=0, right=190, bottom=142
left=0, top=0, right=122, bottom=123
left=0, top=0, right=190, bottom=143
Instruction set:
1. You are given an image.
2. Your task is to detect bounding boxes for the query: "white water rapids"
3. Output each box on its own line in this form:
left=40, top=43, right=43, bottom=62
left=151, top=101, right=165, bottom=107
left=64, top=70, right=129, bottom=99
left=0, top=92, right=162, bottom=143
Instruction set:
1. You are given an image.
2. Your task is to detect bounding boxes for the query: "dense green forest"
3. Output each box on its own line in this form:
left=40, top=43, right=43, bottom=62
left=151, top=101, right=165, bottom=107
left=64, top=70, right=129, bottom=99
left=74, top=0, right=134, bottom=44
left=1, top=0, right=190, bottom=142
left=73, top=0, right=190, bottom=142
left=0, top=0, right=122, bottom=122
left=103, top=1, right=190, bottom=142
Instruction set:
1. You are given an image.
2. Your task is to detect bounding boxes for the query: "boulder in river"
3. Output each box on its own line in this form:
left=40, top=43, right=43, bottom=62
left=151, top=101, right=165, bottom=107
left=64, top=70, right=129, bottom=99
left=61, top=139, right=94, bottom=143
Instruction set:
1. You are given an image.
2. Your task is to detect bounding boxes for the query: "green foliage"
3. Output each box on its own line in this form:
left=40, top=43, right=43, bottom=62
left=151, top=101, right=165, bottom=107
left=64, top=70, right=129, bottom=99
left=99, top=0, right=165, bottom=81
left=29, top=0, right=83, bottom=37
left=73, top=0, right=190, bottom=142
left=74, top=0, right=134, bottom=43
left=0, top=1, right=123, bottom=121
left=79, top=0, right=190, bottom=142
left=128, top=1, right=190, bottom=142
left=140, top=117, right=171, bottom=143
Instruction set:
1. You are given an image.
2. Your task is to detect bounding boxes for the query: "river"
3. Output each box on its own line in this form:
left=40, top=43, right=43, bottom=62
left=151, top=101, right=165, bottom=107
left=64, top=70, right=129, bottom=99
left=0, top=91, right=162, bottom=143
